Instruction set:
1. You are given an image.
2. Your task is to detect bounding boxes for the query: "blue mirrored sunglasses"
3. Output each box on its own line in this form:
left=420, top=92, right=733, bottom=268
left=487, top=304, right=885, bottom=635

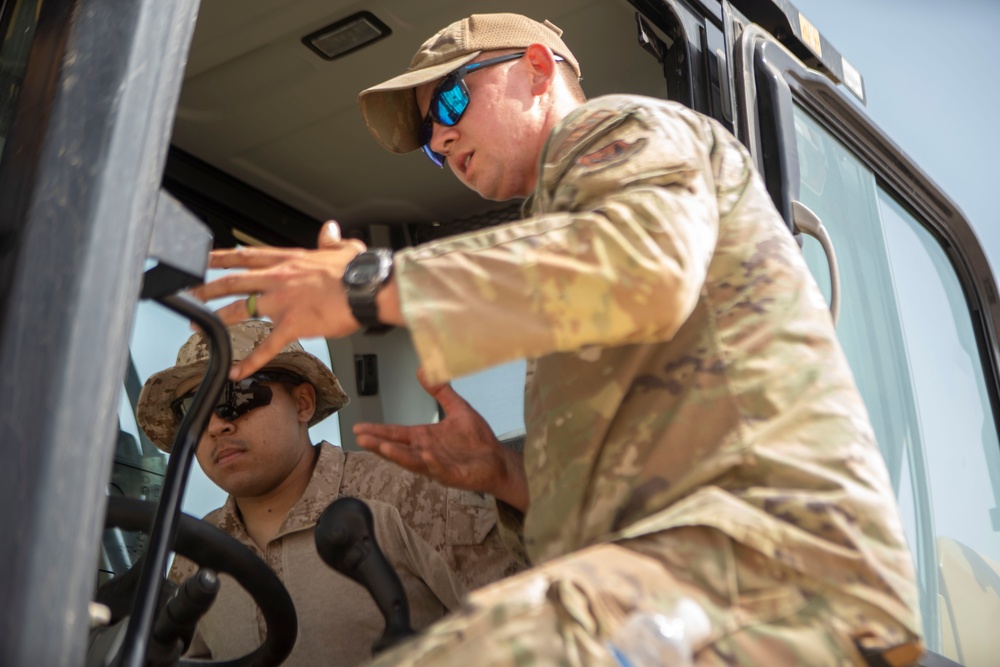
left=419, top=52, right=564, bottom=167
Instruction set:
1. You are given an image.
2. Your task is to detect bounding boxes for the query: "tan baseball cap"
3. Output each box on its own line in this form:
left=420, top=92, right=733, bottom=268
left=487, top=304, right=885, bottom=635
left=137, top=320, right=349, bottom=452
left=358, top=13, right=581, bottom=154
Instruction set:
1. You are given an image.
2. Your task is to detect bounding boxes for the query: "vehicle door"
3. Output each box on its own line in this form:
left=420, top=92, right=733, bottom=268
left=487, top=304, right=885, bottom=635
left=0, top=0, right=202, bottom=663
left=728, top=6, right=1000, bottom=666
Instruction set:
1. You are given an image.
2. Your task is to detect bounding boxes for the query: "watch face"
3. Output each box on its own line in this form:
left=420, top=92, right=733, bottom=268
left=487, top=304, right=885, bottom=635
left=344, top=255, right=379, bottom=285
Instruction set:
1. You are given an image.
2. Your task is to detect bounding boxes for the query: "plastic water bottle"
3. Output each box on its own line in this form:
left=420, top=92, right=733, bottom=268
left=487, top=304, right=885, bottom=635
left=606, top=598, right=711, bottom=667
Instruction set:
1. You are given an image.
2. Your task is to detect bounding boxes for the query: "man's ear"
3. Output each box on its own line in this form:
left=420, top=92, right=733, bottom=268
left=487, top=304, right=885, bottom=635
left=523, top=43, right=558, bottom=96
left=293, top=383, right=317, bottom=424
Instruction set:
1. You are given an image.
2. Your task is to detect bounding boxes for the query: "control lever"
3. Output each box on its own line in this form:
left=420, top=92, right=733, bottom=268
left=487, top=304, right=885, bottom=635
left=150, top=568, right=220, bottom=663
left=88, top=568, right=220, bottom=667
left=314, top=497, right=415, bottom=654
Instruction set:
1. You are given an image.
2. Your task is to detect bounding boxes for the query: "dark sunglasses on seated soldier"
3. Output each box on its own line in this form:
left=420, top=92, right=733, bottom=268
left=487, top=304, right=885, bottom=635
left=171, top=370, right=305, bottom=422
left=419, top=51, right=564, bottom=167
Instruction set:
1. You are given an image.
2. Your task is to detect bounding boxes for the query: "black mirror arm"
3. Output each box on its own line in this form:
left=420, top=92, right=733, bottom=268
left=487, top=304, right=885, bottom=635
left=116, top=293, right=231, bottom=667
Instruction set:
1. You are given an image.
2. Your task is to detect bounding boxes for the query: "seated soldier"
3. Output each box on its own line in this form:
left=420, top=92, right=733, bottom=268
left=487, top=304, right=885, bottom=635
left=133, top=320, right=523, bottom=666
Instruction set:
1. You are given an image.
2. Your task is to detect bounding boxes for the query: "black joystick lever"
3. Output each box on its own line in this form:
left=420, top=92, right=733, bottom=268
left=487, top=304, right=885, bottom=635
left=146, top=569, right=220, bottom=666
left=153, top=569, right=220, bottom=653
left=315, top=497, right=415, bottom=654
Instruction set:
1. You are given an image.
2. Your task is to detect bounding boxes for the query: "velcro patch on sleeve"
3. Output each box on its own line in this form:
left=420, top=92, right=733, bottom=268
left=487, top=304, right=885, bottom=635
left=576, top=137, right=648, bottom=171
left=548, top=108, right=622, bottom=165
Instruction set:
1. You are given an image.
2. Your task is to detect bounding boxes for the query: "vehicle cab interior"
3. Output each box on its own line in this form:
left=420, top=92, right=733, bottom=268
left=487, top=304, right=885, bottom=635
left=1, top=1, right=999, bottom=665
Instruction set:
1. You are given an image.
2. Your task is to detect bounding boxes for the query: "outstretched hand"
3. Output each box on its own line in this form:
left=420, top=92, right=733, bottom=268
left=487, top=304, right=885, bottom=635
left=354, top=369, right=529, bottom=511
left=190, top=222, right=400, bottom=379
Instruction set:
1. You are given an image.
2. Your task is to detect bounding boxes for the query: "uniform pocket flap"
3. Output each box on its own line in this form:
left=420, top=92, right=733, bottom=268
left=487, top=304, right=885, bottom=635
left=445, top=488, right=496, bottom=546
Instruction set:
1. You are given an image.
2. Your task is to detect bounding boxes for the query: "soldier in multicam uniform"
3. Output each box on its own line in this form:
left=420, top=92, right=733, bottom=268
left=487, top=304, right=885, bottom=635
left=133, top=320, right=524, bottom=666
left=192, top=12, right=925, bottom=667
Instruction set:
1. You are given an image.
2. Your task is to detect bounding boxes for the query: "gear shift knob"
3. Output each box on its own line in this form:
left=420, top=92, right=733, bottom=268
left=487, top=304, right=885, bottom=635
left=315, top=497, right=415, bottom=653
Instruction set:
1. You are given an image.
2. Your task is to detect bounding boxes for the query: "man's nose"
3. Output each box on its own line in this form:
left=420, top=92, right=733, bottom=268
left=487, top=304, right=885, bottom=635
left=206, top=411, right=235, bottom=436
left=429, top=123, right=458, bottom=160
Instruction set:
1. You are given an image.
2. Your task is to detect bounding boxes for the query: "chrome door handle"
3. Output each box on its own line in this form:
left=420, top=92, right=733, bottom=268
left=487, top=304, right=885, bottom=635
left=792, top=200, right=841, bottom=325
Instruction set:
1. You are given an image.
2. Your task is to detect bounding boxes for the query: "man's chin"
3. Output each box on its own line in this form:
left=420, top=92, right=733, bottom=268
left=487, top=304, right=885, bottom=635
left=222, top=481, right=266, bottom=499
left=210, top=470, right=260, bottom=497
left=458, top=171, right=527, bottom=203
left=474, top=183, right=524, bottom=203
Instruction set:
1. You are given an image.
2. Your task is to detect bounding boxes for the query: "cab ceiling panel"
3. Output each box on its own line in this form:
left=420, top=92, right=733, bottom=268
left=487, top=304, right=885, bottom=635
left=172, top=0, right=668, bottom=230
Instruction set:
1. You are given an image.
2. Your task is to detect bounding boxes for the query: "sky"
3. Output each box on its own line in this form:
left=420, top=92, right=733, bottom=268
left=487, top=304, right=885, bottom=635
left=790, top=0, right=1000, bottom=274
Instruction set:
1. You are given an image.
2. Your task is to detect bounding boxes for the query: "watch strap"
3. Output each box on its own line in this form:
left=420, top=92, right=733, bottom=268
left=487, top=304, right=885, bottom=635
left=344, top=249, right=394, bottom=334
left=348, top=296, right=392, bottom=334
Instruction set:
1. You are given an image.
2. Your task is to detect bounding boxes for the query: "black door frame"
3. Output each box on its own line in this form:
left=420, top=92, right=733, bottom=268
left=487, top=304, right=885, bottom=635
left=0, top=0, right=200, bottom=663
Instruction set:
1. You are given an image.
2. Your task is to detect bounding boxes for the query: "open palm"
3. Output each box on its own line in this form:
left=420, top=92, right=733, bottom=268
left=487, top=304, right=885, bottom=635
left=353, top=369, right=529, bottom=510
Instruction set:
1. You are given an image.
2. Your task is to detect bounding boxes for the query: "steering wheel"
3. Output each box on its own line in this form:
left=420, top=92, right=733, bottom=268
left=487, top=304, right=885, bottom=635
left=99, top=496, right=298, bottom=667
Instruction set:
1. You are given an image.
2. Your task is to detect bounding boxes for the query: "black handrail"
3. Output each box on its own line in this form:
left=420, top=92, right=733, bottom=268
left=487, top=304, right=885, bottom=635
left=118, top=293, right=232, bottom=667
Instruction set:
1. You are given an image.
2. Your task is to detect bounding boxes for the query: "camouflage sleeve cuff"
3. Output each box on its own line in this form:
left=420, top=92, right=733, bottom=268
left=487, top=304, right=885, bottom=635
left=494, top=497, right=529, bottom=564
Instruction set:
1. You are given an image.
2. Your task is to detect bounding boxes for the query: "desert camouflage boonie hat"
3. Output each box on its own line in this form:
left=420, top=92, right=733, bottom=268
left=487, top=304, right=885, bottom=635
left=358, top=13, right=581, bottom=154
left=136, top=320, right=349, bottom=452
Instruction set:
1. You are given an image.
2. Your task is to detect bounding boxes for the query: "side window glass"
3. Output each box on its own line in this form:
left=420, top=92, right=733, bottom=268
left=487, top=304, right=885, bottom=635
left=794, top=105, right=1000, bottom=663
left=451, top=360, right=526, bottom=442
left=0, top=0, right=43, bottom=159
left=877, top=191, right=1000, bottom=666
left=793, top=109, right=907, bottom=476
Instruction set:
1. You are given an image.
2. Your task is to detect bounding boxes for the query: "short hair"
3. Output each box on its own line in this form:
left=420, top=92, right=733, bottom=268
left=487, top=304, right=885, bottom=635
left=483, top=47, right=586, bottom=102
left=557, top=60, right=586, bottom=102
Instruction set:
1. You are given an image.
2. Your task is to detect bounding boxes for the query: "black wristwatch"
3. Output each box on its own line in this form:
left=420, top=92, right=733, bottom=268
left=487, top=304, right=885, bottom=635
left=343, top=248, right=394, bottom=334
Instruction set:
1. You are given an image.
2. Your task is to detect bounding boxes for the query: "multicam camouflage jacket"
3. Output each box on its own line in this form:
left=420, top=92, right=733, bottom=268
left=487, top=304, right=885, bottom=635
left=394, top=95, right=921, bottom=640
left=169, top=442, right=523, bottom=666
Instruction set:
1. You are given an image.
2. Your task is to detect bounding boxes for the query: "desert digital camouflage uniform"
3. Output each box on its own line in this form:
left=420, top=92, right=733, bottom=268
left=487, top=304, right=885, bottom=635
left=168, top=442, right=524, bottom=666
left=375, top=95, right=924, bottom=666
